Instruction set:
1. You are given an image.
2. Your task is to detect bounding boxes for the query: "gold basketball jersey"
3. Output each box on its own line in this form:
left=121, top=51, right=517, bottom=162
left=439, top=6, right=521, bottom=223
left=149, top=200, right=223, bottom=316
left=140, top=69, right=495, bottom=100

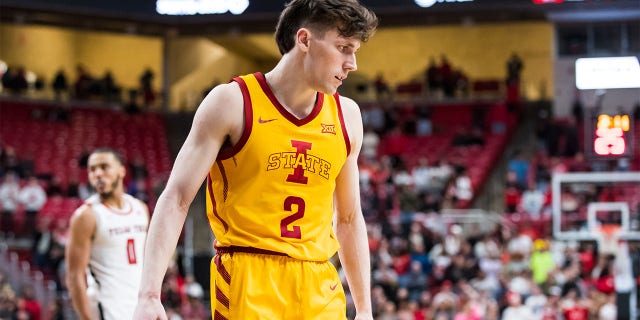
left=206, top=72, right=351, bottom=261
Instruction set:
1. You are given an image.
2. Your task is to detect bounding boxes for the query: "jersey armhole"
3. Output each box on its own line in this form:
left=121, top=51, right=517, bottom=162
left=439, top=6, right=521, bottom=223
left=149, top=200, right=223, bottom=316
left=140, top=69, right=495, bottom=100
left=334, top=93, right=351, bottom=156
left=218, top=77, right=253, bottom=160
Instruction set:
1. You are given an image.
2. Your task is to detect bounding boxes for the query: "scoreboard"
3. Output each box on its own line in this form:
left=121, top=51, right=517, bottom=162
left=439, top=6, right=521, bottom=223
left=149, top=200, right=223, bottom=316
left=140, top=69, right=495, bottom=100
left=586, top=113, right=634, bottom=159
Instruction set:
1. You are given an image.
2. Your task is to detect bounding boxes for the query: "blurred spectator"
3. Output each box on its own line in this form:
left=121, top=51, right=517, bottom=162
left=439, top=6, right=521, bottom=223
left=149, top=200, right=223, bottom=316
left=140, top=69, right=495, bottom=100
left=502, top=291, right=534, bottom=320
left=425, top=57, right=441, bottom=96
left=374, top=72, right=392, bottom=102
left=128, top=177, right=149, bottom=203
left=520, top=182, right=545, bottom=217
left=452, top=168, right=473, bottom=205
left=161, top=261, right=184, bottom=312
left=51, top=69, right=69, bottom=101
left=507, top=150, right=529, bottom=190
left=506, top=53, right=523, bottom=84
left=18, top=176, right=47, bottom=237
left=46, top=176, right=64, bottom=197
left=453, top=69, right=469, bottom=97
left=439, top=55, right=455, bottom=98
left=559, top=289, right=589, bottom=320
left=101, top=70, right=121, bottom=102
left=129, top=156, right=149, bottom=180
left=181, top=275, right=208, bottom=320
left=530, top=239, right=555, bottom=285
left=0, top=172, right=20, bottom=236
left=598, top=294, right=616, bottom=320
left=140, top=68, right=156, bottom=106
left=453, top=298, right=482, bottom=320
left=66, top=175, right=80, bottom=198
left=452, top=127, right=484, bottom=147
left=74, top=64, right=94, bottom=99
left=124, top=89, right=142, bottom=114
left=415, top=104, right=432, bottom=136
left=1, top=67, right=18, bottom=93
left=362, top=127, right=380, bottom=161
left=18, top=285, right=41, bottom=320
left=2, top=147, right=25, bottom=178
left=78, top=148, right=91, bottom=168
left=32, top=216, right=53, bottom=269
left=504, top=182, right=521, bottom=214
left=361, top=103, right=386, bottom=133
left=571, top=90, right=584, bottom=124
left=432, top=280, right=459, bottom=319
left=47, top=297, right=66, bottom=320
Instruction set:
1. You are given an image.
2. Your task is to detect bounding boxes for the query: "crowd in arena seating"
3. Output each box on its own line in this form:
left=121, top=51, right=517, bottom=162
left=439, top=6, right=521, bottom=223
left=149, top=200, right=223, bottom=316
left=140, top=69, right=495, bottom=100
left=334, top=103, right=640, bottom=319
left=1, top=62, right=157, bottom=111
left=1, top=66, right=640, bottom=319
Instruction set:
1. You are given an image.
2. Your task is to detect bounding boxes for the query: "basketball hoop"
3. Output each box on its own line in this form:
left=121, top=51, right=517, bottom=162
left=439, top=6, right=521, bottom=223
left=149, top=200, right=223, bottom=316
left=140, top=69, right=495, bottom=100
left=595, top=224, right=622, bottom=257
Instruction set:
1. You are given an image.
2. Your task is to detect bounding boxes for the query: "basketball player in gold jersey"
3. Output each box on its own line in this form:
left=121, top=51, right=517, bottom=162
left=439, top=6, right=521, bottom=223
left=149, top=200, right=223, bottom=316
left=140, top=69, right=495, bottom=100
left=134, top=1, right=378, bottom=319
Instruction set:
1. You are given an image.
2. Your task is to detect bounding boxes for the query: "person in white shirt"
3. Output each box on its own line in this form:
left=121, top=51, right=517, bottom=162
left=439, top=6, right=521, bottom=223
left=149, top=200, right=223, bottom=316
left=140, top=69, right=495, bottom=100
left=502, top=291, right=535, bottom=320
left=0, top=172, right=20, bottom=237
left=18, top=175, right=47, bottom=237
left=520, top=182, right=545, bottom=218
left=65, top=148, right=149, bottom=320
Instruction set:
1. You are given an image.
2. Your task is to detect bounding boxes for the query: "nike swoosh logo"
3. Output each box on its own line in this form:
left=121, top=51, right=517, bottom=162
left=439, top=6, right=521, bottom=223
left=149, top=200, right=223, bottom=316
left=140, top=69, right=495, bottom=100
left=330, top=283, right=338, bottom=291
left=258, top=117, right=277, bottom=124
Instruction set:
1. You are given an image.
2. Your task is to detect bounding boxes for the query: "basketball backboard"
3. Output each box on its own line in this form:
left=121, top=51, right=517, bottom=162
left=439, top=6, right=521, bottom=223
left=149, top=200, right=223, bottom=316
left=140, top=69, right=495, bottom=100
left=552, top=171, right=640, bottom=242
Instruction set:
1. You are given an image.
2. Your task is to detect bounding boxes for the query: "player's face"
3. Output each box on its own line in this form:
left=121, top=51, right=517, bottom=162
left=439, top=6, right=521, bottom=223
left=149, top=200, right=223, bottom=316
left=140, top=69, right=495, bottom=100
left=305, top=28, right=360, bottom=94
left=87, top=152, right=125, bottom=198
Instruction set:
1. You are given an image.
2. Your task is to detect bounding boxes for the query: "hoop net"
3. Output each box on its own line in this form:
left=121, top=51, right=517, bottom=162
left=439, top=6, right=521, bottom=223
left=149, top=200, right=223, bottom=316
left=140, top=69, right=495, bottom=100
left=595, top=224, right=622, bottom=256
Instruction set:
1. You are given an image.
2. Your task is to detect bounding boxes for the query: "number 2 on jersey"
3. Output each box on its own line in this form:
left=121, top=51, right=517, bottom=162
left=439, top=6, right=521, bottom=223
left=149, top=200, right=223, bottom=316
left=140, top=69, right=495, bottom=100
left=281, top=196, right=305, bottom=239
left=126, top=238, right=137, bottom=264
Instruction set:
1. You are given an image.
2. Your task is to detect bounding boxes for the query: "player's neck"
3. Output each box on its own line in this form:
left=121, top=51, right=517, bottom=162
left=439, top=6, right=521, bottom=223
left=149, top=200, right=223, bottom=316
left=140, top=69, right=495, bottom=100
left=265, top=57, right=317, bottom=119
left=100, top=190, right=125, bottom=209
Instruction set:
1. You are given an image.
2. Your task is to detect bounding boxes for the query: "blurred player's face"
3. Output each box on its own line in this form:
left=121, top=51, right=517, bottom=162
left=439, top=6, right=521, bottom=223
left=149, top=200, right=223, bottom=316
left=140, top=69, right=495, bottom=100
left=305, top=28, right=360, bottom=94
left=88, top=152, right=125, bottom=198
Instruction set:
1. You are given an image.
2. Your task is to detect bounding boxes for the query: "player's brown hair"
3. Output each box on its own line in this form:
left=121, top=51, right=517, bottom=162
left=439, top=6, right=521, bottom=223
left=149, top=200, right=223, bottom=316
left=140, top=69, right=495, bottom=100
left=275, top=0, right=378, bottom=55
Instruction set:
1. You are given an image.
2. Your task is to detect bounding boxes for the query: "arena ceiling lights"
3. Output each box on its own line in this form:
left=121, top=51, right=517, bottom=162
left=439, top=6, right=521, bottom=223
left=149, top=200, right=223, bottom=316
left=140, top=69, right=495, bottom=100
left=575, top=56, right=640, bottom=90
left=414, top=0, right=474, bottom=8
left=156, top=0, right=249, bottom=15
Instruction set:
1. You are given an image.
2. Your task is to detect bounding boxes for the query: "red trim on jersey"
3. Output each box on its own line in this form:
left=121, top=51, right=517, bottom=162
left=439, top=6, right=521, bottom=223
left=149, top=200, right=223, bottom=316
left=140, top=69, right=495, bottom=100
left=215, top=245, right=289, bottom=257
left=214, top=254, right=231, bottom=285
left=100, top=197, right=133, bottom=215
left=254, top=72, right=323, bottom=127
left=218, top=77, right=253, bottom=160
left=216, top=161, right=229, bottom=202
left=214, top=310, right=228, bottom=320
left=215, top=286, right=230, bottom=308
left=207, top=174, right=229, bottom=232
left=334, top=93, right=351, bottom=156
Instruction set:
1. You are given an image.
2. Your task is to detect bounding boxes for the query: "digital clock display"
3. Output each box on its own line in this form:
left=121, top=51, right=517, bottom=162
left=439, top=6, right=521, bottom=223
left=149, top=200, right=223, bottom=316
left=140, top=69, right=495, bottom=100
left=592, top=114, right=632, bottom=157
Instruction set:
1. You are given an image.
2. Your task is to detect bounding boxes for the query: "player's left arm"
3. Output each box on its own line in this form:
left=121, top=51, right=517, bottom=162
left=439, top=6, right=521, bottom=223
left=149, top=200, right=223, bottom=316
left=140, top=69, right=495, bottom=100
left=334, top=96, right=373, bottom=320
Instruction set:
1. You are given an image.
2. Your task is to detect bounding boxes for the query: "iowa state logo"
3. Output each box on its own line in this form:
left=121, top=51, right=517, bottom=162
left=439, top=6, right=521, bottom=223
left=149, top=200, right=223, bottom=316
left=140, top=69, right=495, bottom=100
left=266, top=140, right=331, bottom=182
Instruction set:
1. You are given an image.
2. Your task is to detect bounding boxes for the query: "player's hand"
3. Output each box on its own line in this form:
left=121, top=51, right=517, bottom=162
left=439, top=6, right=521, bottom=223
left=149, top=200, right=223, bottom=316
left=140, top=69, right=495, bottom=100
left=133, top=296, right=167, bottom=320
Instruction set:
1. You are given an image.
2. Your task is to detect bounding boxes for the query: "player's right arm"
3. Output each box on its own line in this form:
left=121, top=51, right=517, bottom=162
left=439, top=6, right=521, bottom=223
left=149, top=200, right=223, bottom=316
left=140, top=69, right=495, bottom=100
left=65, top=204, right=96, bottom=320
left=134, top=83, right=243, bottom=320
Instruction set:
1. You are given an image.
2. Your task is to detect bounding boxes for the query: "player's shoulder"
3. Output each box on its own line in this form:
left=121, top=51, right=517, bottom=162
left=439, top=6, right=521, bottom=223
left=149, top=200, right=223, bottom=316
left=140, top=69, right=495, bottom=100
left=201, top=81, right=243, bottom=111
left=336, top=95, right=361, bottom=117
left=336, top=94, right=362, bottom=127
left=195, top=81, right=244, bottom=126
left=69, top=203, right=97, bottom=228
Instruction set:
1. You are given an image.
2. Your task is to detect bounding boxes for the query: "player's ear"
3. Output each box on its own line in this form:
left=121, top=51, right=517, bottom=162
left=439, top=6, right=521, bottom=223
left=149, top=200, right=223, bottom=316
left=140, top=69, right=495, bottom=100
left=296, top=28, right=311, bottom=52
left=120, top=164, right=126, bottom=179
